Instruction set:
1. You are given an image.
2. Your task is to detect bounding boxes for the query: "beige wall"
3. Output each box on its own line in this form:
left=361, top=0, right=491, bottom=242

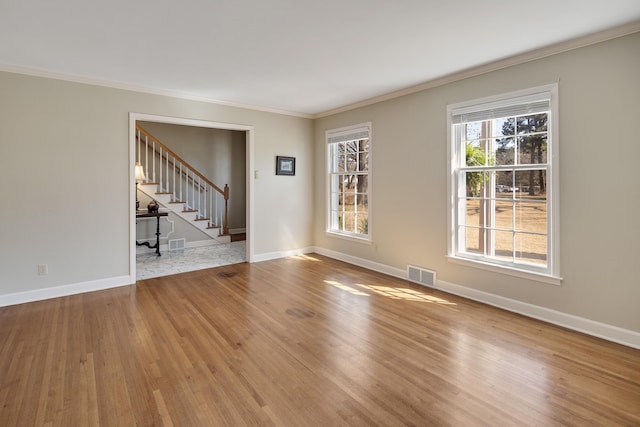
left=0, top=72, right=314, bottom=295
left=314, top=32, right=640, bottom=333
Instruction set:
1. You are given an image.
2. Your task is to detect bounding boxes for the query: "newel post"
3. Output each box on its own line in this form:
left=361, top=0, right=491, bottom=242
left=223, top=184, right=230, bottom=235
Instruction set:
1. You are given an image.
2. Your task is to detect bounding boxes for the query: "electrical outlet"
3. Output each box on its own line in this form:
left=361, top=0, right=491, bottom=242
left=37, top=264, right=48, bottom=275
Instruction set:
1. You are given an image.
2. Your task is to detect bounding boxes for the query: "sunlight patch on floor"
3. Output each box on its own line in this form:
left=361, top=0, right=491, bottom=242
left=356, top=283, right=456, bottom=305
left=323, top=278, right=456, bottom=305
left=289, top=254, right=321, bottom=262
left=324, top=280, right=370, bottom=296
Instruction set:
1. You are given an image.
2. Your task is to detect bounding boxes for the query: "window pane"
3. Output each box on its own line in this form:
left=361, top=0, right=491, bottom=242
left=465, top=171, right=487, bottom=197
left=495, top=170, right=515, bottom=198
left=494, top=117, right=515, bottom=137
left=494, top=200, right=513, bottom=230
left=495, top=137, right=515, bottom=165
left=465, top=198, right=481, bottom=227
left=342, top=192, right=355, bottom=211
left=465, top=122, right=482, bottom=141
left=355, top=192, right=368, bottom=208
left=336, top=145, right=346, bottom=172
left=355, top=175, right=368, bottom=198
left=358, top=139, right=369, bottom=171
left=463, top=226, right=482, bottom=255
left=516, top=233, right=547, bottom=265
left=517, top=114, right=547, bottom=134
left=346, top=153, right=357, bottom=171
left=518, top=135, right=547, bottom=165
left=357, top=214, right=369, bottom=234
left=494, top=230, right=514, bottom=261
left=342, top=211, right=356, bottom=233
left=515, top=200, right=547, bottom=234
left=515, top=170, right=546, bottom=197
left=465, top=140, right=489, bottom=167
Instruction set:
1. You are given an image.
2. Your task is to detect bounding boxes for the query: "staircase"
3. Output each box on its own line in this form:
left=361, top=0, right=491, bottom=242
left=135, top=125, right=231, bottom=244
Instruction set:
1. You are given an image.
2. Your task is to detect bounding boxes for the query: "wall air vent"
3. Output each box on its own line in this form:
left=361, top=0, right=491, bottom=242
left=407, top=265, right=436, bottom=288
left=168, top=238, right=186, bottom=251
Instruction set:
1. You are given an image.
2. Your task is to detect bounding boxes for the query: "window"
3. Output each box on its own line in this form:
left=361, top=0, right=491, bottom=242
left=327, top=123, right=371, bottom=240
left=448, top=85, right=560, bottom=282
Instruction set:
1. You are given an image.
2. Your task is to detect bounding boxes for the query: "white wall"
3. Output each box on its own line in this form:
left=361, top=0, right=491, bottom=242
left=0, top=72, right=314, bottom=298
left=314, top=33, right=640, bottom=335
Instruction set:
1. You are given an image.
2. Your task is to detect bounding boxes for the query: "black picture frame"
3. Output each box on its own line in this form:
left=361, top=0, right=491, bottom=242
left=276, top=156, right=296, bottom=176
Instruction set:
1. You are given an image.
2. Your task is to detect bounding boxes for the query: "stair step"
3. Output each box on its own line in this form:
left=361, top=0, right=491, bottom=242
left=169, top=201, right=185, bottom=204
left=183, top=209, right=197, bottom=213
left=207, top=225, right=220, bottom=229
left=156, top=192, right=173, bottom=195
left=194, top=218, right=210, bottom=222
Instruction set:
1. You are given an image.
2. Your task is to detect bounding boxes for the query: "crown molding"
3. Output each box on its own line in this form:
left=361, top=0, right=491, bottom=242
left=0, top=64, right=314, bottom=119
left=314, top=20, right=640, bottom=118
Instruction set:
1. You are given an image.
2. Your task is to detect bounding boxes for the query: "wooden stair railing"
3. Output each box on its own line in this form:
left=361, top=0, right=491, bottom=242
left=135, top=124, right=229, bottom=235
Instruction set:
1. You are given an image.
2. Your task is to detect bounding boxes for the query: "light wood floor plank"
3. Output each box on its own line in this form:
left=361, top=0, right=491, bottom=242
left=1, top=254, right=639, bottom=426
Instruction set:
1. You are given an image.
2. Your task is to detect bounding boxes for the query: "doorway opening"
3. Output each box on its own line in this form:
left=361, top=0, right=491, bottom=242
left=129, top=113, right=254, bottom=282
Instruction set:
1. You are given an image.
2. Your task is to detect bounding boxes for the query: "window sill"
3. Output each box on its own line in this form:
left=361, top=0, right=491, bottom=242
left=326, top=231, right=373, bottom=245
left=447, top=255, right=563, bottom=286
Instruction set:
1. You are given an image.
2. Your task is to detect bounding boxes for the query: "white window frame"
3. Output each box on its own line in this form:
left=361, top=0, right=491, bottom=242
left=447, top=85, right=561, bottom=285
left=326, top=122, right=372, bottom=243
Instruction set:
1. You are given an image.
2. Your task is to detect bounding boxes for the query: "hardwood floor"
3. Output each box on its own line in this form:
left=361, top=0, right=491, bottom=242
left=1, top=254, right=639, bottom=426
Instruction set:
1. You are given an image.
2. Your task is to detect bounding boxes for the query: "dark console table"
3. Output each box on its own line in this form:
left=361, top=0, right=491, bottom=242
left=136, top=211, right=169, bottom=256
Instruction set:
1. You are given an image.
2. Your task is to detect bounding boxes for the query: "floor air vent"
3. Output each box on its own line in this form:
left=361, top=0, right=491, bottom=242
left=407, top=265, right=436, bottom=287
left=168, top=238, right=186, bottom=251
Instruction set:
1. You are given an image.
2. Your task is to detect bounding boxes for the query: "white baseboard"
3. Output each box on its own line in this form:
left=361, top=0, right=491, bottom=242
left=252, top=246, right=315, bottom=263
left=312, top=246, right=407, bottom=279
left=0, top=275, right=133, bottom=307
left=436, top=279, right=640, bottom=350
left=311, top=246, right=640, bottom=350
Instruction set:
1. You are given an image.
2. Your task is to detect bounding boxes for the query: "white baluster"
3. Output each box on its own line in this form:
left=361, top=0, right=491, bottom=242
left=144, top=135, right=149, bottom=182
left=203, top=182, right=207, bottom=221
left=172, top=155, right=176, bottom=201
left=136, top=130, right=140, bottom=163
left=209, top=189, right=214, bottom=228
left=215, top=193, right=219, bottom=230
left=152, top=140, right=156, bottom=183
left=157, top=146, right=161, bottom=191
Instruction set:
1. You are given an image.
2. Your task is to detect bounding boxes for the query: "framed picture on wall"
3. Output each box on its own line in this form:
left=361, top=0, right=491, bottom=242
left=276, top=156, right=296, bottom=176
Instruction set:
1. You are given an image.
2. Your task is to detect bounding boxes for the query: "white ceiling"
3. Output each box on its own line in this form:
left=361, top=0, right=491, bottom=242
left=1, top=0, right=639, bottom=116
